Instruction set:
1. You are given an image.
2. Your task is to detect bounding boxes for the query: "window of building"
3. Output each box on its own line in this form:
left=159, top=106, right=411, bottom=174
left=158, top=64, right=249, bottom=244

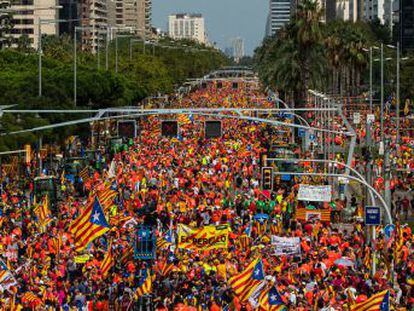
left=12, top=18, right=34, bottom=25
left=12, top=0, right=34, bottom=5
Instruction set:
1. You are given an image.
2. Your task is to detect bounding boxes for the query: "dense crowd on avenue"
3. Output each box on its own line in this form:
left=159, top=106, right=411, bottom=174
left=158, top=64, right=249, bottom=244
left=0, top=81, right=412, bottom=310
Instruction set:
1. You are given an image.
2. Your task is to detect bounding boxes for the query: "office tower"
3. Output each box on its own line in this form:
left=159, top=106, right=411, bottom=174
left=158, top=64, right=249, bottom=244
left=266, top=0, right=291, bottom=37
left=232, top=37, right=244, bottom=62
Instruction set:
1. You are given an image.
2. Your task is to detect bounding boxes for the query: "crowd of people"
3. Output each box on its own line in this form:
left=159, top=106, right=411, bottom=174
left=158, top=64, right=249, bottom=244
left=0, top=80, right=412, bottom=310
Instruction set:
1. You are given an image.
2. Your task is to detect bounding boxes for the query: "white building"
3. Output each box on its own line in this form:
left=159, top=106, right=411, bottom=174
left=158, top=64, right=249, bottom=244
left=8, top=0, right=59, bottom=49
left=336, top=0, right=359, bottom=21
left=168, top=13, right=205, bottom=44
left=266, top=0, right=291, bottom=37
left=231, top=37, right=244, bottom=62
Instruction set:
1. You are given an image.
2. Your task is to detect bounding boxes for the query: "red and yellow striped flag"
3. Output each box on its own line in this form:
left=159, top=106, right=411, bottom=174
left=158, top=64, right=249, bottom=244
left=350, top=290, right=389, bottom=311
left=135, top=269, right=152, bottom=298
left=100, top=244, right=113, bottom=278
left=33, top=195, right=51, bottom=231
left=229, top=258, right=264, bottom=302
left=69, top=197, right=110, bottom=252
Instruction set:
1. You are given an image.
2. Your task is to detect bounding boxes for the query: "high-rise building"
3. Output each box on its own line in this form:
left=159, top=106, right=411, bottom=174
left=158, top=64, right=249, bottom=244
left=168, top=13, right=205, bottom=44
left=231, top=37, right=244, bottom=62
left=8, top=0, right=60, bottom=49
left=58, top=0, right=78, bottom=38
left=336, top=0, right=359, bottom=21
left=363, top=0, right=392, bottom=23
left=107, top=0, right=151, bottom=37
left=399, top=0, right=414, bottom=51
left=79, top=0, right=108, bottom=53
left=266, top=0, right=291, bottom=37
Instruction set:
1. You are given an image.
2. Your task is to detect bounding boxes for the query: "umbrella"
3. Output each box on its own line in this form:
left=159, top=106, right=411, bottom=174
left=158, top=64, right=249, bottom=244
left=334, top=257, right=354, bottom=267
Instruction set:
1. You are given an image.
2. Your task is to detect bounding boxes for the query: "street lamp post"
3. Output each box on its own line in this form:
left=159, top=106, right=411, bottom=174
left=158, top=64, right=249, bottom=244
left=380, top=43, right=384, bottom=144
left=369, top=47, right=373, bottom=112
left=396, top=42, right=400, bottom=145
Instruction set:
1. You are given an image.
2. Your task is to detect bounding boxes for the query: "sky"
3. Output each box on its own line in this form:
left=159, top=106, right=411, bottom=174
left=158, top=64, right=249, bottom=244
left=152, top=0, right=268, bottom=56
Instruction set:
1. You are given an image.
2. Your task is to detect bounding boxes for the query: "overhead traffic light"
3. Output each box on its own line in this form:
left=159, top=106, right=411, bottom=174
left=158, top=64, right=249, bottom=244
left=161, top=121, right=178, bottom=137
left=205, top=121, right=222, bottom=138
left=117, top=120, right=137, bottom=139
left=261, top=167, right=273, bottom=190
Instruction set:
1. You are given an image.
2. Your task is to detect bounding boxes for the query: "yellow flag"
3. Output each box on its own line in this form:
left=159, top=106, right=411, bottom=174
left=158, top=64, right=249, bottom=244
left=404, top=98, right=410, bottom=115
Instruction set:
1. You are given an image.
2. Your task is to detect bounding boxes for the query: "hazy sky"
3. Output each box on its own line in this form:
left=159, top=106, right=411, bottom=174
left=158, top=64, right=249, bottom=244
left=152, top=0, right=268, bottom=55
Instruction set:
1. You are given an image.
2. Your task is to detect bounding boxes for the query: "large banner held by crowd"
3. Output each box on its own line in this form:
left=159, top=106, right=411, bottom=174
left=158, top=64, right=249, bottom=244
left=297, top=184, right=332, bottom=202
left=271, top=236, right=301, bottom=256
left=177, top=224, right=229, bottom=251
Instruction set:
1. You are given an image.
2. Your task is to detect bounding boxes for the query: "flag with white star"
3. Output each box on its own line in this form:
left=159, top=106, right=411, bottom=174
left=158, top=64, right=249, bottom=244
left=229, top=258, right=265, bottom=302
left=350, top=290, right=389, bottom=311
left=69, top=196, right=110, bottom=252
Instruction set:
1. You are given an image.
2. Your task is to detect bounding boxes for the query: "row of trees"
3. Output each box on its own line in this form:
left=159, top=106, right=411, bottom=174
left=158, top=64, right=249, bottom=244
left=254, top=0, right=414, bottom=106
left=0, top=35, right=229, bottom=150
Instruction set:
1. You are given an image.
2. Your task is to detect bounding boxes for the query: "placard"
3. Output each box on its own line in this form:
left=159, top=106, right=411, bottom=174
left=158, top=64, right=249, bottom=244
left=271, top=236, right=301, bottom=256
left=297, top=184, right=332, bottom=202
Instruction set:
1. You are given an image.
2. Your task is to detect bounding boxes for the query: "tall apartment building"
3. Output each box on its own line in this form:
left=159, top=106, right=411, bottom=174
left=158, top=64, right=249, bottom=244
left=8, top=0, right=59, bottom=49
left=266, top=0, right=291, bottom=37
left=107, top=0, right=151, bottom=37
left=168, top=13, right=205, bottom=44
left=79, top=0, right=107, bottom=52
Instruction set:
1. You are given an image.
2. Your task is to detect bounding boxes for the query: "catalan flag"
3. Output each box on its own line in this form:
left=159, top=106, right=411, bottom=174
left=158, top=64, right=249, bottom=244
left=257, top=285, right=286, bottom=311
left=156, top=230, right=173, bottom=250
left=97, top=187, right=117, bottom=212
left=0, top=261, right=17, bottom=293
left=100, top=244, right=113, bottom=278
left=135, top=269, right=152, bottom=298
left=404, top=98, right=410, bottom=116
left=33, top=195, right=51, bottom=232
left=121, top=246, right=134, bottom=264
left=177, top=114, right=193, bottom=125
left=160, top=252, right=176, bottom=276
left=255, top=219, right=268, bottom=236
left=350, top=290, right=389, bottom=311
left=21, top=291, right=43, bottom=307
left=79, top=166, right=90, bottom=183
left=69, top=197, right=110, bottom=252
left=229, top=258, right=265, bottom=302
left=394, top=225, right=404, bottom=264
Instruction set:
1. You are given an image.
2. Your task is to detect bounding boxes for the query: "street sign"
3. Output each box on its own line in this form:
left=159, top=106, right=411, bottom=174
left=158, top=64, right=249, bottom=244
left=365, top=206, right=381, bottom=225
left=367, top=114, right=375, bottom=124
left=298, top=128, right=306, bottom=138
left=384, top=224, right=395, bottom=240
left=353, top=112, right=361, bottom=124
left=309, top=134, right=316, bottom=141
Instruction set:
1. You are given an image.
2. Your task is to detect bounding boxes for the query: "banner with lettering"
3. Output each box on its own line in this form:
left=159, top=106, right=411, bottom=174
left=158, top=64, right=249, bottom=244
left=271, top=236, right=301, bottom=256
left=297, top=184, right=332, bottom=202
left=177, top=224, right=229, bottom=250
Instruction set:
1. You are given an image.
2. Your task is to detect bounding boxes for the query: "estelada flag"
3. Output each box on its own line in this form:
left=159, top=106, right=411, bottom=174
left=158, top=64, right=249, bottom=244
left=350, top=290, right=389, bottom=311
left=69, top=197, right=110, bottom=252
